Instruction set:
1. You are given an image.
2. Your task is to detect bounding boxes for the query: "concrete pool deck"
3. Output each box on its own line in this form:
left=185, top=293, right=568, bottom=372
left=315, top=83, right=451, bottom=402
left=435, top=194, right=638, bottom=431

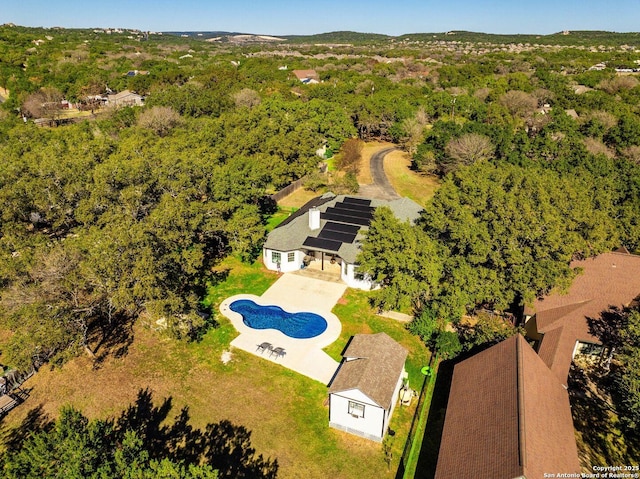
left=220, top=274, right=347, bottom=384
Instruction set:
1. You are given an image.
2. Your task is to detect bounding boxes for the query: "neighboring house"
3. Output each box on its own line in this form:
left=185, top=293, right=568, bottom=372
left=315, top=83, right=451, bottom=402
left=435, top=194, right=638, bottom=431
left=125, top=70, right=150, bottom=76
left=435, top=335, right=580, bottom=479
left=107, top=90, right=144, bottom=107
left=262, top=193, right=423, bottom=289
left=292, top=69, right=320, bottom=84
left=328, top=332, right=408, bottom=442
left=524, top=250, right=640, bottom=385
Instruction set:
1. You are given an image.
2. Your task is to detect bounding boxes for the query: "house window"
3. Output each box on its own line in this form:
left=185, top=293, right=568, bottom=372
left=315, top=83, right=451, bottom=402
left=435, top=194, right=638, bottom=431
left=288, top=252, right=295, bottom=263
left=271, top=252, right=281, bottom=264
left=348, top=401, right=365, bottom=418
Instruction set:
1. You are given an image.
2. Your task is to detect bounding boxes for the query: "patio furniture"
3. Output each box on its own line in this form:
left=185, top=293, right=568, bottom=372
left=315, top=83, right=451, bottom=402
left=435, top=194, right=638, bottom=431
left=270, top=347, right=286, bottom=360
left=256, top=342, right=273, bottom=354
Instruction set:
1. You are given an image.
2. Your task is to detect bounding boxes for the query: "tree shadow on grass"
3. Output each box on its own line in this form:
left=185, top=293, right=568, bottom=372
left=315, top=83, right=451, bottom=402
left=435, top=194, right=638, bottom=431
left=0, top=404, right=53, bottom=450
left=412, top=359, right=455, bottom=479
left=568, top=365, right=640, bottom=468
left=89, top=311, right=136, bottom=369
left=2, top=389, right=278, bottom=479
left=117, top=389, right=278, bottom=478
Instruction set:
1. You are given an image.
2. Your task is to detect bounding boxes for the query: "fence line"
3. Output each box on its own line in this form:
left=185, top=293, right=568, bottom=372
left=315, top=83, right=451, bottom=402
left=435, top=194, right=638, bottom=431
left=269, top=176, right=308, bottom=202
left=397, top=354, right=439, bottom=479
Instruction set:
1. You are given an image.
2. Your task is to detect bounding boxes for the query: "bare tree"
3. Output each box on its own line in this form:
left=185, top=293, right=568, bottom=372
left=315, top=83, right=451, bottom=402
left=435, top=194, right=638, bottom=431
left=598, top=75, right=639, bottom=94
left=443, top=133, right=494, bottom=173
left=583, top=137, right=615, bottom=159
left=473, top=87, right=491, bottom=102
left=498, top=90, right=537, bottom=118
left=22, top=87, right=64, bottom=124
left=336, top=138, right=364, bottom=175
left=584, top=110, right=618, bottom=130
left=137, top=106, right=182, bottom=137
left=622, top=145, right=640, bottom=164
left=401, top=108, right=430, bottom=155
left=532, top=88, right=556, bottom=107
left=232, top=88, right=261, bottom=109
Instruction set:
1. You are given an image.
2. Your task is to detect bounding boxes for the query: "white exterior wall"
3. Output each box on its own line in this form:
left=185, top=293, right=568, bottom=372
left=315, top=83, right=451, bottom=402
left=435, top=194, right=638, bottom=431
left=341, top=262, right=375, bottom=290
left=329, top=389, right=385, bottom=441
left=384, top=368, right=406, bottom=433
left=263, top=248, right=303, bottom=273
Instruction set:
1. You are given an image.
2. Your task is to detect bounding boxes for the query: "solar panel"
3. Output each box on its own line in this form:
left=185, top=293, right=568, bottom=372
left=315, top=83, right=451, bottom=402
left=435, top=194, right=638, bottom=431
left=323, top=222, right=360, bottom=235
left=343, top=197, right=371, bottom=206
left=324, top=208, right=373, bottom=223
left=321, top=211, right=371, bottom=226
left=303, top=236, right=342, bottom=252
left=318, top=229, right=357, bottom=244
left=334, top=201, right=374, bottom=213
left=331, top=204, right=374, bottom=220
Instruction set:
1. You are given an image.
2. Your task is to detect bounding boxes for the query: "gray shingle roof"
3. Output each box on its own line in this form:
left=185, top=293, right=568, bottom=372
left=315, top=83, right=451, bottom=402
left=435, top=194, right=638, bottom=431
left=328, top=332, right=408, bottom=409
left=264, top=194, right=423, bottom=264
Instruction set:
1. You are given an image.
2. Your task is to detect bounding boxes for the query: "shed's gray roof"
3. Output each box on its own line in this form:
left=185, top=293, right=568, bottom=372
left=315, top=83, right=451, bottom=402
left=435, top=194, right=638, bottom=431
left=264, top=194, right=423, bottom=264
left=328, top=332, right=408, bottom=409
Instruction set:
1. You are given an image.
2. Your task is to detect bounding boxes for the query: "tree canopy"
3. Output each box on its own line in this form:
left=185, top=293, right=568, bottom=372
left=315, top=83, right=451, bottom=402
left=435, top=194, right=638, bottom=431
left=359, top=160, right=625, bottom=320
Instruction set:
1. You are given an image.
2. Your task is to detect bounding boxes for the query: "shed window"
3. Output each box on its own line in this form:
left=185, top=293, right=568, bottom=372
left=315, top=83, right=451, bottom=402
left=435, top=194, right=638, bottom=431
left=288, top=252, right=295, bottom=263
left=271, top=252, right=281, bottom=264
left=348, top=401, right=365, bottom=418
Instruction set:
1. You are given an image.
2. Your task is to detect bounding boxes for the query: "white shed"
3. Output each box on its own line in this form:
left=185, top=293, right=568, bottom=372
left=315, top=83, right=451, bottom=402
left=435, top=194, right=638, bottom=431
left=328, top=333, right=408, bottom=442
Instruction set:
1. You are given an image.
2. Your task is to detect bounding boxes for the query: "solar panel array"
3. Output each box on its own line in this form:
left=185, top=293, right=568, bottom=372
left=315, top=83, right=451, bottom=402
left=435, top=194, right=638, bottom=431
left=302, top=198, right=374, bottom=253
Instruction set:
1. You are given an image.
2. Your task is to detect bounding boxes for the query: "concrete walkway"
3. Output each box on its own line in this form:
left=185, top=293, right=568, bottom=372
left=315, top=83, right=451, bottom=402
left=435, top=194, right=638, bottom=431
left=220, top=274, right=347, bottom=384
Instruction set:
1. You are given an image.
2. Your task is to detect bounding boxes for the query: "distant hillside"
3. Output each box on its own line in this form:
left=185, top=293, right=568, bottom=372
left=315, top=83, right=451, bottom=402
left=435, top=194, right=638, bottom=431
left=5, top=24, right=639, bottom=48
left=400, top=30, right=640, bottom=46
left=166, top=29, right=640, bottom=47
left=283, top=31, right=390, bottom=44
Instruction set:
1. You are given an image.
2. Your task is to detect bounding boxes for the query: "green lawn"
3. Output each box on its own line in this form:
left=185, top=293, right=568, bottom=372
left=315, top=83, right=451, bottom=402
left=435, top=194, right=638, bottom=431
left=3, top=258, right=431, bottom=479
left=266, top=207, right=298, bottom=233
left=330, top=289, right=431, bottom=391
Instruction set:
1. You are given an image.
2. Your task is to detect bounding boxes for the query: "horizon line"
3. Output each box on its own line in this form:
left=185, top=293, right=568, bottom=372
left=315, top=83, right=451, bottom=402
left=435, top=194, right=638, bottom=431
left=3, top=23, right=640, bottom=38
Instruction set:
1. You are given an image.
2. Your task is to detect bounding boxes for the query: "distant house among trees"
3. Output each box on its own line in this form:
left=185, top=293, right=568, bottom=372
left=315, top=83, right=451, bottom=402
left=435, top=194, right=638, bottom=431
left=328, top=333, right=408, bottom=442
left=125, top=70, right=149, bottom=76
left=107, top=90, right=144, bottom=107
left=292, top=69, right=320, bottom=84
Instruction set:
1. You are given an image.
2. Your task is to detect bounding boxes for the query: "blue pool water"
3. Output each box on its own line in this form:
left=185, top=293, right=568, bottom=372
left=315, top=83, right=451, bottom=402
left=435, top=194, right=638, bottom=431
left=230, top=299, right=327, bottom=339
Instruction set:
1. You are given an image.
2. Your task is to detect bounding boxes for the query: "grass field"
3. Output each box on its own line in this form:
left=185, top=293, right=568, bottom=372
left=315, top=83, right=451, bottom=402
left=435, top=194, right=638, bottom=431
left=383, top=149, right=440, bottom=207
left=1, top=257, right=429, bottom=479
left=277, top=188, right=318, bottom=209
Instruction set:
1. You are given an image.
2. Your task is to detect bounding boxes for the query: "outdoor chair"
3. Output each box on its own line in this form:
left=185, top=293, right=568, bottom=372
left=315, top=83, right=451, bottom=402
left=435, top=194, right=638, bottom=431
left=256, top=342, right=273, bottom=354
left=270, top=347, right=286, bottom=360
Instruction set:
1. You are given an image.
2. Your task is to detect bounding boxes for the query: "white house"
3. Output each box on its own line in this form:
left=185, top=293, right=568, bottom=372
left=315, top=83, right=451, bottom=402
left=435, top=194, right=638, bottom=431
left=328, top=332, right=408, bottom=442
left=262, top=193, right=422, bottom=289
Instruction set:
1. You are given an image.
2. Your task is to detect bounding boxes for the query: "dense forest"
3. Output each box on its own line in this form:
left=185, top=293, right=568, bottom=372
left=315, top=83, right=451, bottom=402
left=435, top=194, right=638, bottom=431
left=0, top=24, right=640, bottom=454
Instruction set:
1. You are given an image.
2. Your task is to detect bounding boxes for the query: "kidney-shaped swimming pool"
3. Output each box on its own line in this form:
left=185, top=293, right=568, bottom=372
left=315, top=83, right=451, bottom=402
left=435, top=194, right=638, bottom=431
left=229, top=299, right=328, bottom=339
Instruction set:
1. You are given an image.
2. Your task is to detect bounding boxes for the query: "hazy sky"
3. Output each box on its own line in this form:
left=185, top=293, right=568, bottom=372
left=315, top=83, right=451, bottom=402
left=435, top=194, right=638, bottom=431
left=4, top=0, right=640, bottom=36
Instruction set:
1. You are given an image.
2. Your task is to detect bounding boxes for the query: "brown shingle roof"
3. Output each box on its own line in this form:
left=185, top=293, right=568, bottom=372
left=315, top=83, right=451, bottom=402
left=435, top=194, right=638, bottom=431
left=292, top=69, right=319, bottom=81
left=434, top=335, right=580, bottom=479
left=328, top=333, right=408, bottom=409
left=530, top=251, right=640, bottom=384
